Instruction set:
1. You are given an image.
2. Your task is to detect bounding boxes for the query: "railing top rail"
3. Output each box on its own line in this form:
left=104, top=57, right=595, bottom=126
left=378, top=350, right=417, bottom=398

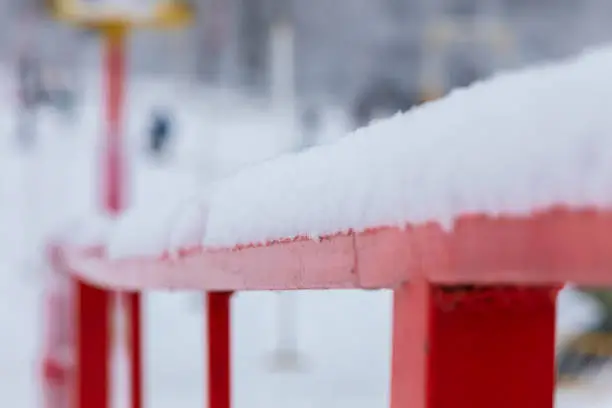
left=65, top=207, right=612, bottom=292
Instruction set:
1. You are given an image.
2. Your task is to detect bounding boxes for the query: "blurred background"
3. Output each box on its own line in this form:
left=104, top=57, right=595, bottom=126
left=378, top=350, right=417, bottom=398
left=1, top=0, right=612, bottom=407
left=8, top=0, right=612, bottom=110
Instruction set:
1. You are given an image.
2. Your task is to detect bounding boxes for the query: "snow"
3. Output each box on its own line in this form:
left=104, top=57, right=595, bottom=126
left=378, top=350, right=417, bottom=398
left=203, top=44, right=612, bottom=247
left=107, top=166, right=202, bottom=258
left=0, top=66, right=609, bottom=407
left=102, top=44, right=612, bottom=258
left=107, top=103, right=304, bottom=258
left=52, top=213, right=113, bottom=247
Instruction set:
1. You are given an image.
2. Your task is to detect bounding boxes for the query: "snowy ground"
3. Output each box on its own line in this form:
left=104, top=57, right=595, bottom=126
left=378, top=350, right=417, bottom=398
left=0, top=80, right=610, bottom=407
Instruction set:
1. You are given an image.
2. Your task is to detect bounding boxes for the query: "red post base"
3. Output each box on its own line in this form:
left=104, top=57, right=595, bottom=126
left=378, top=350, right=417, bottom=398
left=127, top=292, right=142, bottom=408
left=207, top=292, right=233, bottom=408
left=391, top=280, right=558, bottom=408
left=75, top=280, right=111, bottom=408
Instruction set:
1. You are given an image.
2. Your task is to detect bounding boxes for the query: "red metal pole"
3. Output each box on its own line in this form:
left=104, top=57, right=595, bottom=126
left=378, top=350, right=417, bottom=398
left=390, top=280, right=558, bottom=408
left=207, top=292, right=233, bottom=408
left=103, top=26, right=143, bottom=408
left=75, top=25, right=142, bottom=408
left=75, top=279, right=110, bottom=408
left=103, top=27, right=124, bottom=213
left=127, top=290, right=142, bottom=408
left=43, top=243, right=75, bottom=408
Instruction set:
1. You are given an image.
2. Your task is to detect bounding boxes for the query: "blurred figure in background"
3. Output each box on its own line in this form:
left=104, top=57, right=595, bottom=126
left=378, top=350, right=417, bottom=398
left=148, top=107, right=174, bottom=158
left=43, top=68, right=77, bottom=118
left=15, top=48, right=45, bottom=149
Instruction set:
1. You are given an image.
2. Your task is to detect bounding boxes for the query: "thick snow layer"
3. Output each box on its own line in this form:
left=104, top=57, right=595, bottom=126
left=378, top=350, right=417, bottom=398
left=1, top=71, right=611, bottom=407
left=110, top=44, right=612, bottom=257
left=107, top=109, right=299, bottom=259
left=202, top=45, right=612, bottom=246
left=107, top=166, right=205, bottom=259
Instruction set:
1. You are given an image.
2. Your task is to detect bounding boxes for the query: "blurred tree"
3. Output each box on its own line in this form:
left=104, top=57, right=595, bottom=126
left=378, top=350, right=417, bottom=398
left=444, top=0, right=479, bottom=17
left=194, top=0, right=229, bottom=84
left=236, top=0, right=270, bottom=94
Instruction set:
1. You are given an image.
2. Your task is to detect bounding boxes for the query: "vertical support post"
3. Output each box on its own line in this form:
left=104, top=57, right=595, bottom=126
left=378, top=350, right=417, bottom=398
left=207, top=292, right=233, bottom=408
left=390, top=281, right=558, bottom=408
left=127, top=291, right=142, bottom=408
left=43, top=243, right=75, bottom=408
left=74, top=24, right=141, bottom=408
left=75, top=280, right=110, bottom=408
left=103, top=27, right=125, bottom=215
left=103, top=25, right=143, bottom=408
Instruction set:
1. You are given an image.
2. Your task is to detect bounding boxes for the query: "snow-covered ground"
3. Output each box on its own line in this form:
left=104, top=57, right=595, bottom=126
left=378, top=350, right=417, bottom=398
left=0, top=75, right=610, bottom=407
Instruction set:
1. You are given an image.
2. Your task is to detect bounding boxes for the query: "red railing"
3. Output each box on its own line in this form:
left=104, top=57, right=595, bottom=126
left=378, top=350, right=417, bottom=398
left=46, top=206, right=612, bottom=408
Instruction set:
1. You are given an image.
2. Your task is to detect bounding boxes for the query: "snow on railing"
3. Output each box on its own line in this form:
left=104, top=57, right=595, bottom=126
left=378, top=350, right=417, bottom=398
left=87, top=44, right=612, bottom=259
left=66, top=207, right=612, bottom=291
left=57, top=45, right=612, bottom=408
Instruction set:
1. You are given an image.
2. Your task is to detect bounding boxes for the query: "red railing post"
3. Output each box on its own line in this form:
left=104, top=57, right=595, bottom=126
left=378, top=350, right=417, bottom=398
left=390, top=281, right=558, bottom=408
left=42, top=243, right=75, bottom=408
left=74, top=24, right=142, bottom=408
left=207, top=292, right=233, bottom=408
left=126, top=289, right=142, bottom=408
left=63, top=207, right=612, bottom=408
left=75, top=279, right=111, bottom=408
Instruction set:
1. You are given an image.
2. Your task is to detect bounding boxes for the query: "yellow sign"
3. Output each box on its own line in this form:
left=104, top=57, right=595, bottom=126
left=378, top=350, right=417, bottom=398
left=50, top=0, right=192, bottom=30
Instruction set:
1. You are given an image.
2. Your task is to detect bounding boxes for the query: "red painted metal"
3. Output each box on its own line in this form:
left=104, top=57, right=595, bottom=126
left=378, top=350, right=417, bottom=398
left=104, top=29, right=125, bottom=215
left=428, top=286, right=558, bottom=408
left=74, top=27, right=142, bottom=408
left=67, top=207, right=612, bottom=291
left=207, top=292, right=233, bottom=408
left=42, top=243, right=75, bottom=408
left=127, top=291, right=142, bottom=408
left=390, top=282, right=558, bottom=408
left=104, top=28, right=143, bottom=408
left=63, top=206, right=612, bottom=408
left=75, top=278, right=111, bottom=408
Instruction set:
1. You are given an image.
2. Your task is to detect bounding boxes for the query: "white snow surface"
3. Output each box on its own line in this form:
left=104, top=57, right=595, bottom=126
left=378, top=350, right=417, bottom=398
left=0, top=72, right=610, bottom=407
left=52, top=213, right=114, bottom=247
left=108, top=44, right=612, bottom=257
left=107, top=165, right=204, bottom=258
left=203, top=45, right=612, bottom=246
